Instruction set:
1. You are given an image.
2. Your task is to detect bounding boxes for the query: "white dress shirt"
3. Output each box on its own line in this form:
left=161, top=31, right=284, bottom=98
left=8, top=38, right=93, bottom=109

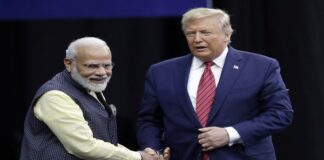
left=187, top=46, right=241, bottom=146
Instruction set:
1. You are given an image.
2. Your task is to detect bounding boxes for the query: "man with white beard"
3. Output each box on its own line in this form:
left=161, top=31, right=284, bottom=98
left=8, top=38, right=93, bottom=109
left=20, top=37, right=169, bottom=160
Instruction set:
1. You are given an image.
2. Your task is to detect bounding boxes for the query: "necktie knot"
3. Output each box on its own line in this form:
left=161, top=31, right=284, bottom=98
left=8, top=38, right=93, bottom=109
left=204, top=61, right=213, bottom=69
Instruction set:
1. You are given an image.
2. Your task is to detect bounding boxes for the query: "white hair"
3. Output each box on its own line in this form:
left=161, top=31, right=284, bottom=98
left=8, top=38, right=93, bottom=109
left=65, top=37, right=110, bottom=59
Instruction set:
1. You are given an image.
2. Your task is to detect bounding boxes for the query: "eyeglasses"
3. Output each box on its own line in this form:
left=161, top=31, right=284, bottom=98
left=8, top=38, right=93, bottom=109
left=81, top=62, right=115, bottom=71
left=68, top=59, right=115, bottom=71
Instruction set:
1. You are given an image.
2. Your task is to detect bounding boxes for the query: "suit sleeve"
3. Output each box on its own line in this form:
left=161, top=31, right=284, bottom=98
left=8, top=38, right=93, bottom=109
left=136, top=66, right=164, bottom=150
left=233, top=59, right=294, bottom=146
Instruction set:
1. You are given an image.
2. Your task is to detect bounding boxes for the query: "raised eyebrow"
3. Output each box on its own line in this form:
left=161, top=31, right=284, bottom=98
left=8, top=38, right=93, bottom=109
left=101, top=63, right=112, bottom=66
left=185, top=30, right=195, bottom=34
left=186, top=30, right=210, bottom=34
left=85, top=61, right=111, bottom=64
left=84, top=63, right=99, bottom=66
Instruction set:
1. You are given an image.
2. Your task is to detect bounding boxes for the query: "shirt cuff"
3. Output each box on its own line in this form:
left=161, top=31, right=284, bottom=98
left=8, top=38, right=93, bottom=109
left=225, top=127, right=242, bottom=146
left=132, top=151, right=142, bottom=160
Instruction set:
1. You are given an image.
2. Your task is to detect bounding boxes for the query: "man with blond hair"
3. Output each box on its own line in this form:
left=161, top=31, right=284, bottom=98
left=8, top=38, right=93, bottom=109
left=137, top=8, right=293, bottom=160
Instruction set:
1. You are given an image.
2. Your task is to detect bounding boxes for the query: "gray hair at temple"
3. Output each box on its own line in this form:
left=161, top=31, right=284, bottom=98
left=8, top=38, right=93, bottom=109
left=65, top=37, right=111, bottom=59
left=181, top=8, right=234, bottom=36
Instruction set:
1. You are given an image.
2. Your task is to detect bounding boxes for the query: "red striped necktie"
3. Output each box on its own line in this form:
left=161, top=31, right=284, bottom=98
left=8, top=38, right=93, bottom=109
left=196, top=61, right=216, bottom=160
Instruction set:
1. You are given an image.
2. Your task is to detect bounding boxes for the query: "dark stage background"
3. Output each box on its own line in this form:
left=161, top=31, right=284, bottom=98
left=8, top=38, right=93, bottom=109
left=1, top=0, right=324, bottom=159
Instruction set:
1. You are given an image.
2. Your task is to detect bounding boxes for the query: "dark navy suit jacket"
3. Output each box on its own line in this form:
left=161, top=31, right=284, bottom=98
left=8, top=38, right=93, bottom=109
left=137, top=47, right=293, bottom=160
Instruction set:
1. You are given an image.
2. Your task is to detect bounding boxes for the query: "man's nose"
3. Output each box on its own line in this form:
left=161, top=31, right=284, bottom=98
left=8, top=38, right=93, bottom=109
left=95, top=66, right=108, bottom=75
left=193, top=33, right=202, bottom=42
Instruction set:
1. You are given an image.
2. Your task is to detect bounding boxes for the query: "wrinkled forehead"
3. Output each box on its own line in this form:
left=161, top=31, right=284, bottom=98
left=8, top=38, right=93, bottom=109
left=75, top=45, right=112, bottom=62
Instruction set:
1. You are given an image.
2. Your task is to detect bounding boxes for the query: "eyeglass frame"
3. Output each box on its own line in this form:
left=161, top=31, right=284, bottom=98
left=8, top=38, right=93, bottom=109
left=67, top=58, right=115, bottom=71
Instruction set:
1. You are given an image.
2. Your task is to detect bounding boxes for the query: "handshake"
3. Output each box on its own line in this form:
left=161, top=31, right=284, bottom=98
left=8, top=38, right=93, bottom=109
left=139, top=147, right=170, bottom=160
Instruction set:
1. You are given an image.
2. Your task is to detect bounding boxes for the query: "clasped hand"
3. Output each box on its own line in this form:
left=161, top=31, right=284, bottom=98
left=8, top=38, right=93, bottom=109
left=140, top=147, right=170, bottom=160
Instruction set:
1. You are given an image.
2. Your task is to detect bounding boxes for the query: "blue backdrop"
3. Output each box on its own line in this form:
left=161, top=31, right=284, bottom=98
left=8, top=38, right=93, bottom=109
left=0, top=0, right=207, bottom=19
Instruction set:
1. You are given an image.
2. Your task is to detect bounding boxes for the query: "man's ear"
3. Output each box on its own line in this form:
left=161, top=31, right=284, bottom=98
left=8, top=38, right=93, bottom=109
left=224, top=33, right=232, bottom=43
left=64, top=58, right=72, bottom=72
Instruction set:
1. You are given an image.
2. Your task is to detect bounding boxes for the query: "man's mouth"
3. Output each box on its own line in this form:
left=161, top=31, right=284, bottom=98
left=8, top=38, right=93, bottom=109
left=89, top=77, right=107, bottom=84
left=195, top=46, right=207, bottom=52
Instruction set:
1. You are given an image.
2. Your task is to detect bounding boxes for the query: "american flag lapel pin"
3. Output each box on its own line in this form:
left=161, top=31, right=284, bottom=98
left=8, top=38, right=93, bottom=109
left=233, top=65, right=239, bottom=70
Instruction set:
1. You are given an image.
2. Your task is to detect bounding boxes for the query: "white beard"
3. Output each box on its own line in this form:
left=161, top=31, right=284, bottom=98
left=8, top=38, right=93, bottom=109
left=70, top=67, right=110, bottom=92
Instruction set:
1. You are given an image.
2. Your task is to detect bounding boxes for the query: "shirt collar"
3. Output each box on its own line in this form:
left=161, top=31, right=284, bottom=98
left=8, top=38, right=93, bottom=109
left=192, top=46, right=228, bottom=69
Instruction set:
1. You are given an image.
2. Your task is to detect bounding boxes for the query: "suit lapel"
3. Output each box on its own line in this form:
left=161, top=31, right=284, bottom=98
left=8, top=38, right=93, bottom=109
left=207, top=47, right=245, bottom=124
left=174, top=54, right=202, bottom=128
